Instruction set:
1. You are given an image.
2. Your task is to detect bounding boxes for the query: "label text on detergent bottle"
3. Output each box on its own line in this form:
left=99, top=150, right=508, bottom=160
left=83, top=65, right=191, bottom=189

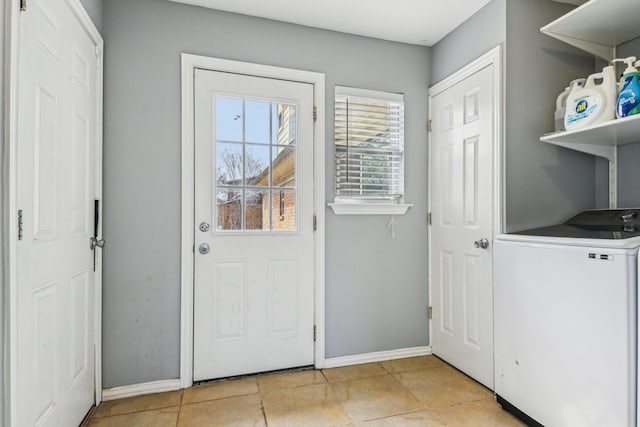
left=566, top=94, right=600, bottom=125
left=617, top=75, right=640, bottom=118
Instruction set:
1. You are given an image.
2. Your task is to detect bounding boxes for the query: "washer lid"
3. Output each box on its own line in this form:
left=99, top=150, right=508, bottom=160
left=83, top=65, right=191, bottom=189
left=506, top=224, right=640, bottom=240
left=566, top=208, right=640, bottom=229
left=507, top=209, right=640, bottom=240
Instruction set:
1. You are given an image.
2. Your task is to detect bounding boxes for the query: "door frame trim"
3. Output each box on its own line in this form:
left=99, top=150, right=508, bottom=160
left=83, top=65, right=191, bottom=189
left=179, top=54, right=326, bottom=388
left=4, top=0, right=104, bottom=424
left=426, top=45, right=504, bottom=348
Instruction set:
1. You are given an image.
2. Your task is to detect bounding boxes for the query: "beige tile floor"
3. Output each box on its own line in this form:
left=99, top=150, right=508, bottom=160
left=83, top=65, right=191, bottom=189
left=89, top=356, right=525, bottom=426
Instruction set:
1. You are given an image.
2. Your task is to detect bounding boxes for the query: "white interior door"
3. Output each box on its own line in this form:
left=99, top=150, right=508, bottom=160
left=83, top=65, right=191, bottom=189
left=15, top=0, right=99, bottom=425
left=193, top=69, right=315, bottom=381
left=430, top=63, right=495, bottom=389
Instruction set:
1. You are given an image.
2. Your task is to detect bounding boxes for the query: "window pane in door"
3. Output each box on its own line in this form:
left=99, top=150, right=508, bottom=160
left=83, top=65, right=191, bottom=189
left=216, top=97, right=243, bottom=142
left=275, top=104, right=297, bottom=145
left=272, top=147, right=296, bottom=188
left=245, top=145, right=270, bottom=186
left=245, top=100, right=271, bottom=144
left=272, top=189, right=296, bottom=231
left=245, top=189, right=268, bottom=231
left=216, top=188, right=242, bottom=231
left=216, top=142, right=243, bottom=185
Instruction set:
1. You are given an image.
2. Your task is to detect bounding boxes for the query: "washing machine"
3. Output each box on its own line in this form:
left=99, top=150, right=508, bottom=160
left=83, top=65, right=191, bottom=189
left=494, top=209, right=639, bottom=427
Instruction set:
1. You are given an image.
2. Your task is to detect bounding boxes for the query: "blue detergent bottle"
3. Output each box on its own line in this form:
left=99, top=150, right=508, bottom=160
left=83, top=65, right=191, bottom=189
left=616, top=56, right=640, bottom=118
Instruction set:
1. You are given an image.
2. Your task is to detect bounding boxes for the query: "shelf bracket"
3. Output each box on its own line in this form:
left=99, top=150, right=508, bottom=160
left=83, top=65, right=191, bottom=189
left=541, top=139, right=615, bottom=162
left=539, top=30, right=614, bottom=62
left=609, top=147, right=617, bottom=209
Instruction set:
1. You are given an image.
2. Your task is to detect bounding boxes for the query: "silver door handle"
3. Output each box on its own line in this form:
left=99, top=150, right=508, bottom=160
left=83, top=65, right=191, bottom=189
left=90, top=237, right=105, bottom=250
left=198, top=243, right=210, bottom=255
left=474, top=238, right=489, bottom=249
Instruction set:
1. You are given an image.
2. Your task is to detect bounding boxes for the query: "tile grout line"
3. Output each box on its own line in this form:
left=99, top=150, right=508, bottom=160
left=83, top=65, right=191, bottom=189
left=442, top=395, right=497, bottom=409
left=323, top=357, right=469, bottom=424
left=321, top=362, right=390, bottom=384
left=93, top=389, right=185, bottom=419
left=388, top=360, right=500, bottom=423
left=322, top=360, right=444, bottom=424
left=89, top=405, right=183, bottom=421
left=175, top=388, right=185, bottom=427
left=386, top=370, right=428, bottom=414
left=260, top=393, right=270, bottom=427
left=326, top=374, right=420, bottom=425
left=359, top=407, right=443, bottom=424
left=324, top=377, right=356, bottom=425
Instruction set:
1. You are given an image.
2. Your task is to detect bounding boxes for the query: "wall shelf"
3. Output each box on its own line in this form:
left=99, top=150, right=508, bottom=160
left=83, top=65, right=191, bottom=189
left=540, top=114, right=640, bottom=161
left=540, top=115, right=640, bottom=208
left=328, top=202, right=412, bottom=216
left=540, top=0, right=640, bottom=61
left=540, top=0, right=640, bottom=208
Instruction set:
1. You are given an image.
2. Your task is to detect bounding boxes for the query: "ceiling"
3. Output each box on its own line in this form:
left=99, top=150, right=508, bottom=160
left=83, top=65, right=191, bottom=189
left=169, top=0, right=587, bottom=47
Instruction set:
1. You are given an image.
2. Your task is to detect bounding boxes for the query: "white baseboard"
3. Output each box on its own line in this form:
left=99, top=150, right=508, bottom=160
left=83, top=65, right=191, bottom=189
left=102, top=379, right=182, bottom=401
left=322, top=346, right=432, bottom=369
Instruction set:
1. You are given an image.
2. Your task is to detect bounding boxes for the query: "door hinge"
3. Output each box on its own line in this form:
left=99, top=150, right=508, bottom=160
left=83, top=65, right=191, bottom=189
left=428, top=306, right=433, bottom=320
left=313, top=106, right=317, bottom=123
left=94, top=200, right=100, bottom=239
left=20, top=0, right=26, bottom=12
left=17, top=209, right=24, bottom=240
left=313, top=214, right=317, bottom=231
left=313, top=325, right=317, bottom=342
left=428, top=119, right=432, bottom=132
left=428, top=212, right=432, bottom=226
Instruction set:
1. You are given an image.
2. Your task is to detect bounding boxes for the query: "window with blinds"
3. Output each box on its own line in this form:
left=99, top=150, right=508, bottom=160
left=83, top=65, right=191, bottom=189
left=334, top=86, right=405, bottom=202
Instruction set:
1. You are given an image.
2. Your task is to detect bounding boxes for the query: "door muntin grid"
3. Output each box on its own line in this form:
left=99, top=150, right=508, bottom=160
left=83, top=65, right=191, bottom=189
left=215, top=96, right=298, bottom=232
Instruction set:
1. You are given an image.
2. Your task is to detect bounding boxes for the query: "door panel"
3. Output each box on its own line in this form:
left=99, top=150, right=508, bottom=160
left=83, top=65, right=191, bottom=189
left=430, top=64, right=495, bottom=389
left=34, top=86, right=59, bottom=240
left=193, top=69, right=315, bottom=381
left=16, top=0, right=98, bottom=425
left=440, top=250, right=454, bottom=334
left=463, top=136, right=479, bottom=225
left=213, top=261, right=247, bottom=341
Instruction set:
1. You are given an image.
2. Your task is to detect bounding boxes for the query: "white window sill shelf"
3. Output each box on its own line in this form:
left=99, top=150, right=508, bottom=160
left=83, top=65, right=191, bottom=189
left=328, top=203, right=413, bottom=215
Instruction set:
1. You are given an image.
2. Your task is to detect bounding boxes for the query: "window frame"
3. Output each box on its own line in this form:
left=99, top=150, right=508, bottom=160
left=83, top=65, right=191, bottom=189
left=329, top=86, right=412, bottom=215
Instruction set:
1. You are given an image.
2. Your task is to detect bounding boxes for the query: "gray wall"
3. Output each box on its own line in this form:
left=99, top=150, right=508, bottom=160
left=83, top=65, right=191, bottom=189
left=102, top=0, right=431, bottom=388
left=80, top=0, right=103, bottom=33
left=431, top=0, right=506, bottom=85
left=432, top=0, right=595, bottom=232
left=504, top=0, right=595, bottom=231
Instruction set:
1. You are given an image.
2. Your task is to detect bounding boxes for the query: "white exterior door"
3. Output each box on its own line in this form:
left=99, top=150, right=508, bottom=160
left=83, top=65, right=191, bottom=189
left=15, top=0, right=100, bottom=425
left=429, top=63, right=496, bottom=389
left=193, top=69, right=315, bottom=381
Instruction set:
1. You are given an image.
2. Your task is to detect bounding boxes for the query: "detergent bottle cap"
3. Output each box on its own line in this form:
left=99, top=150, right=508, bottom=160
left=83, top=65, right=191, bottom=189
left=569, top=78, right=586, bottom=89
left=621, top=56, right=637, bottom=75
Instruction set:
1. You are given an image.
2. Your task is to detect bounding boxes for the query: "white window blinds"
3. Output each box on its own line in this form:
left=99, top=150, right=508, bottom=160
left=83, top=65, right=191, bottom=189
left=334, top=86, right=405, bottom=201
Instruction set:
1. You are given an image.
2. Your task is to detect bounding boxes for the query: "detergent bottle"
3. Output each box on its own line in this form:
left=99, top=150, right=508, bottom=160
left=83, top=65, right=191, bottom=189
left=555, top=80, right=584, bottom=132
left=564, top=65, right=617, bottom=130
left=616, top=56, right=640, bottom=118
